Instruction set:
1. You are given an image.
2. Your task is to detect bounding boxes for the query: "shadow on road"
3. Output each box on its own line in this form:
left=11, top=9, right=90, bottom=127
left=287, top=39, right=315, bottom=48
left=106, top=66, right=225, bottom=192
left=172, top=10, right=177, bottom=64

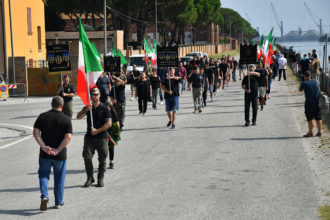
left=0, top=184, right=83, bottom=193
left=0, top=208, right=42, bottom=217
left=231, top=136, right=302, bottom=141
left=27, top=169, right=85, bottom=175
left=10, top=115, right=38, bottom=120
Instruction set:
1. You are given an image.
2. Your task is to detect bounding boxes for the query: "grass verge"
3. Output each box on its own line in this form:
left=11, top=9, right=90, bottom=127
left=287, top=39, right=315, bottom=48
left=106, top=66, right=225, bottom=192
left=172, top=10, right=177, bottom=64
left=318, top=206, right=330, bottom=220
left=210, top=50, right=240, bottom=59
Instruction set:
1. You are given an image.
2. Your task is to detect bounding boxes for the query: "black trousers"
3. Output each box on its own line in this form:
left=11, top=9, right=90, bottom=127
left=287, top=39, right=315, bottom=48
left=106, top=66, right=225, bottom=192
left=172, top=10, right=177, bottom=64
left=245, top=94, right=258, bottom=123
left=202, top=89, right=207, bottom=104
left=138, top=97, right=148, bottom=113
left=109, top=145, right=114, bottom=161
left=278, top=69, right=286, bottom=80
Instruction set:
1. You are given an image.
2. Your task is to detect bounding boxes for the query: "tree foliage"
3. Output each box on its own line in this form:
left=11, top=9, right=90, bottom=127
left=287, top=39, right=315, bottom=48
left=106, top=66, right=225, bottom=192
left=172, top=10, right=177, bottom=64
left=219, top=8, right=258, bottom=40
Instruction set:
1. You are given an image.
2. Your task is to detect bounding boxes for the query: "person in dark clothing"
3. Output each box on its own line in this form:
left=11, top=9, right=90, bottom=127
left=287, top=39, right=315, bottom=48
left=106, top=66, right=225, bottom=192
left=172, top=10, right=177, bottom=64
left=105, top=102, right=120, bottom=169
left=232, top=57, right=238, bottom=82
left=96, top=72, right=111, bottom=103
left=209, top=58, right=218, bottom=94
left=33, top=96, right=72, bottom=211
left=241, top=64, right=260, bottom=126
left=201, top=68, right=209, bottom=107
left=188, top=67, right=204, bottom=113
left=77, top=88, right=112, bottom=187
left=127, top=64, right=141, bottom=101
left=300, top=54, right=311, bottom=75
left=57, top=75, right=75, bottom=118
left=110, top=70, right=126, bottom=130
left=256, top=63, right=268, bottom=111
left=150, top=69, right=162, bottom=109
left=219, top=58, right=229, bottom=89
left=162, top=68, right=181, bottom=129
left=299, top=71, right=322, bottom=137
left=272, top=55, right=278, bottom=79
left=205, top=63, right=214, bottom=102
left=135, top=72, right=152, bottom=115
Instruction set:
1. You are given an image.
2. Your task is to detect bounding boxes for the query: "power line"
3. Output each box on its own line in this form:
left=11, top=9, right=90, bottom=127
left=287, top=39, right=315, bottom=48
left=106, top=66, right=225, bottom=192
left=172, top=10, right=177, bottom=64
left=106, top=6, right=152, bottom=25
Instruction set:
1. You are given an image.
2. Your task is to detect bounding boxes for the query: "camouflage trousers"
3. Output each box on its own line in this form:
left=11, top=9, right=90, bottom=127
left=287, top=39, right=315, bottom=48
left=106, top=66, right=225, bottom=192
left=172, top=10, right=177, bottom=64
left=114, top=102, right=126, bottom=127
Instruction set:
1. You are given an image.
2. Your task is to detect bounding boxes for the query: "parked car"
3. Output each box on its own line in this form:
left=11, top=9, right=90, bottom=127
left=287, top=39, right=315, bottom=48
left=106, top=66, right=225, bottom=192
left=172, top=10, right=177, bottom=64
left=179, top=56, right=193, bottom=65
left=126, top=54, right=150, bottom=74
left=186, top=52, right=208, bottom=58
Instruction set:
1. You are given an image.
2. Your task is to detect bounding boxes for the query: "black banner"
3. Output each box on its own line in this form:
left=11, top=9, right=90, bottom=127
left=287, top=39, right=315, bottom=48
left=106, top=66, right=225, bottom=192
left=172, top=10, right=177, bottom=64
left=47, top=44, right=72, bottom=74
left=157, top=46, right=179, bottom=68
left=104, top=56, right=121, bottom=72
left=240, top=44, right=257, bottom=64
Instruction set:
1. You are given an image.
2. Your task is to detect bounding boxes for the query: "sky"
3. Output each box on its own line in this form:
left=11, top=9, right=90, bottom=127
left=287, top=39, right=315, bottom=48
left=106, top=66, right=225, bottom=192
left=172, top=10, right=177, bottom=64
left=221, top=0, right=330, bottom=37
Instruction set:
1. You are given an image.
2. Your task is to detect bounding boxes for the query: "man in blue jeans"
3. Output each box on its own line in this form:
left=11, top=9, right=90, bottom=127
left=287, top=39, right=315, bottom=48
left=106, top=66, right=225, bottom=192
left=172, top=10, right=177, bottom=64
left=33, top=96, right=72, bottom=211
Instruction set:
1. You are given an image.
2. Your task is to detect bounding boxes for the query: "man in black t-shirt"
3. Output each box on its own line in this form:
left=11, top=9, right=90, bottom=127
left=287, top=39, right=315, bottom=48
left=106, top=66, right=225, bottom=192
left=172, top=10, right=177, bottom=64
left=256, top=63, right=268, bottom=111
left=33, top=96, right=72, bottom=211
left=110, top=72, right=127, bottom=130
left=241, top=64, right=260, bottom=126
left=209, top=58, right=218, bottom=94
left=57, top=75, right=75, bottom=118
left=219, top=58, right=229, bottom=89
left=205, top=63, right=214, bottom=102
left=188, top=67, right=204, bottom=113
left=77, top=88, right=112, bottom=187
left=162, top=68, right=181, bottom=129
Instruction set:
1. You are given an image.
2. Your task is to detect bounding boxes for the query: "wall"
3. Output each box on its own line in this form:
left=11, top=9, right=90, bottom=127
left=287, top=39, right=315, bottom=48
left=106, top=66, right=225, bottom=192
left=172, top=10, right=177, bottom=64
left=4, top=0, right=46, bottom=63
left=28, top=68, right=59, bottom=96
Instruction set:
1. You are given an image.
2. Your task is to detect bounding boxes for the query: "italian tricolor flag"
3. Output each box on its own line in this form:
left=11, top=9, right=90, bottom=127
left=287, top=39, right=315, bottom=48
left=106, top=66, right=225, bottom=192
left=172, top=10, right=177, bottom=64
left=76, top=18, right=103, bottom=106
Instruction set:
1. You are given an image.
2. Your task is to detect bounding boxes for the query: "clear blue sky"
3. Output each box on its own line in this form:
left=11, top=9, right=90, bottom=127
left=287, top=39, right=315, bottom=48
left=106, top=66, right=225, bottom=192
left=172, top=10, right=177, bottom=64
left=221, top=0, right=330, bottom=37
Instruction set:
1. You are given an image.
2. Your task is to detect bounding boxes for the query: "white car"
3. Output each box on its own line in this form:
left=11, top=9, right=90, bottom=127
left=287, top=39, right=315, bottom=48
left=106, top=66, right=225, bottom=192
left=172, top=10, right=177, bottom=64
left=126, top=54, right=150, bottom=74
left=179, top=56, right=193, bottom=65
left=186, top=52, right=208, bottom=58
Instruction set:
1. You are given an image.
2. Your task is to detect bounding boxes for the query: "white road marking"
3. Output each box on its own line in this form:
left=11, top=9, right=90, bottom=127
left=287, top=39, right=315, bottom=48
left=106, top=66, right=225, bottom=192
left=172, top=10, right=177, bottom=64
left=0, top=135, right=33, bottom=149
left=0, top=123, right=34, bottom=149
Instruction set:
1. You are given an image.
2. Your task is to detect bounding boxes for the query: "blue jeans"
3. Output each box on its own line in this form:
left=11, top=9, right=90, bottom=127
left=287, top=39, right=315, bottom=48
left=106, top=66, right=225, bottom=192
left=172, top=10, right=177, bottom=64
left=38, top=158, right=66, bottom=205
left=159, top=90, right=164, bottom=102
left=180, top=79, right=186, bottom=93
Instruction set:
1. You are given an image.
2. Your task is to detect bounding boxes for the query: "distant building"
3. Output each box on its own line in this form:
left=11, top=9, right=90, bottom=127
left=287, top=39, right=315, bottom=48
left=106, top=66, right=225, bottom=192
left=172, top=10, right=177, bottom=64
left=0, top=0, right=46, bottom=83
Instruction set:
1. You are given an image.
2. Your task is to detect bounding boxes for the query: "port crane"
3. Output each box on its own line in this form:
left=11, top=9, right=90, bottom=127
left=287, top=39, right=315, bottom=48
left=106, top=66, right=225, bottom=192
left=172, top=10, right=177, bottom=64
left=303, top=2, right=322, bottom=36
left=270, top=3, right=283, bottom=38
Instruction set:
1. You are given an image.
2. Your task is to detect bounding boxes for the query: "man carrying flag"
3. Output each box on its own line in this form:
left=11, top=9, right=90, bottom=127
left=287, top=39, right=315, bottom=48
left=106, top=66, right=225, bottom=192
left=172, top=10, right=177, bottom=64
left=76, top=18, right=112, bottom=187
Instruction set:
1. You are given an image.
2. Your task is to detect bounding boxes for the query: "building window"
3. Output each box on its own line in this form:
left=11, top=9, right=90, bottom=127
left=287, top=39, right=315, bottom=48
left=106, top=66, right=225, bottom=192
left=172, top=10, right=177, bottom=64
left=27, top=7, right=32, bottom=35
left=37, top=26, right=41, bottom=50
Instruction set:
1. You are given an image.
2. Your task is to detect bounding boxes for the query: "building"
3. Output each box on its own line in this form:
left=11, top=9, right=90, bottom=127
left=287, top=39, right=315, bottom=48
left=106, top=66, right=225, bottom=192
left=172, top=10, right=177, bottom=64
left=0, top=0, right=46, bottom=83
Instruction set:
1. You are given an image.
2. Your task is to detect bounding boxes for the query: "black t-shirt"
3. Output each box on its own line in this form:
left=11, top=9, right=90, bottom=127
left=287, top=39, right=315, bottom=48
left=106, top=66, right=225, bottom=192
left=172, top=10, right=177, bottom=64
left=150, top=76, right=160, bottom=89
left=209, top=63, right=218, bottom=76
left=136, top=80, right=150, bottom=98
left=205, top=68, right=214, bottom=83
left=85, top=103, right=112, bottom=139
left=162, top=78, right=180, bottom=99
left=219, top=63, right=228, bottom=75
left=34, top=110, right=72, bottom=160
left=133, top=70, right=141, bottom=84
left=188, top=73, right=203, bottom=88
left=242, top=75, right=259, bottom=96
left=301, top=59, right=310, bottom=71
left=256, top=68, right=267, bottom=87
left=110, top=84, right=125, bottom=103
left=233, top=60, right=238, bottom=70
left=59, top=84, right=75, bottom=103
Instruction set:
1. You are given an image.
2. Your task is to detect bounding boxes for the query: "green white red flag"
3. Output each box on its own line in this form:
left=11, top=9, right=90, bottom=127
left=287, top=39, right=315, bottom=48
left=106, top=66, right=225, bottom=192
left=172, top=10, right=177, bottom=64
left=76, top=18, right=103, bottom=106
left=144, top=38, right=151, bottom=65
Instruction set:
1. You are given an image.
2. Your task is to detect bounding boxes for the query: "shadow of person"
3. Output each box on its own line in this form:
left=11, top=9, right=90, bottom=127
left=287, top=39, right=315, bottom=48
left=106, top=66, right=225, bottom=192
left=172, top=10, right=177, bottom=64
left=0, top=208, right=42, bottom=217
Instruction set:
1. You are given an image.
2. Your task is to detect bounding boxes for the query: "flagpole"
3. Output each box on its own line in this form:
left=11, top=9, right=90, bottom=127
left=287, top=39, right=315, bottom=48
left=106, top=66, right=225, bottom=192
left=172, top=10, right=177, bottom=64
left=86, top=73, right=94, bottom=128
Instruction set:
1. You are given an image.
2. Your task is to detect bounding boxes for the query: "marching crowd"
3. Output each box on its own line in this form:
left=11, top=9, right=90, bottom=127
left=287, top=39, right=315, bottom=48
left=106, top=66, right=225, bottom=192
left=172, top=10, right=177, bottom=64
left=32, top=47, right=324, bottom=211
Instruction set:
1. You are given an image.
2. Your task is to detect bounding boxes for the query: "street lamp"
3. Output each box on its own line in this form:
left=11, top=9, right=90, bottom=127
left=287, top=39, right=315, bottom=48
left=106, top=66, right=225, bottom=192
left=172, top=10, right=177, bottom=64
left=8, top=0, right=15, bottom=86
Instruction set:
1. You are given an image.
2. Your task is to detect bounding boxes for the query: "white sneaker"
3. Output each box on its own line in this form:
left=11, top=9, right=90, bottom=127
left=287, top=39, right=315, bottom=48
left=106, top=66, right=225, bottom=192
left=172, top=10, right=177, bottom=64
left=160, top=101, right=164, bottom=105
left=131, top=97, right=134, bottom=101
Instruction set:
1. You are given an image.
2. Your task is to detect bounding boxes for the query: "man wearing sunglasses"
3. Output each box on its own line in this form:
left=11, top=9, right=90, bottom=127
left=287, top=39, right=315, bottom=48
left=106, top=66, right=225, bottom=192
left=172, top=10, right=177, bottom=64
left=77, top=88, right=112, bottom=187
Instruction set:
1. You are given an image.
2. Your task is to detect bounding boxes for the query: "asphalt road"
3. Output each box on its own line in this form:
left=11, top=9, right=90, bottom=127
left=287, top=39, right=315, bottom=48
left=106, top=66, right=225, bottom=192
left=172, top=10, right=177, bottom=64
left=0, top=78, right=319, bottom=219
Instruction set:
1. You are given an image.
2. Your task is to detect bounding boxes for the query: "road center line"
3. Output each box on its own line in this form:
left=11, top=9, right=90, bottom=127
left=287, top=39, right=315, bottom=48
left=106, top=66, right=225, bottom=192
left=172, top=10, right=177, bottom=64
left=0, top=123, right=34, bottom=150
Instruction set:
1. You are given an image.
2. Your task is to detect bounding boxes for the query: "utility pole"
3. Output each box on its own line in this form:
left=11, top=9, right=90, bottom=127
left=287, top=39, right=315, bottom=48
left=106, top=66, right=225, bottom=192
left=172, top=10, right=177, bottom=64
left=104, top=0, right=107, bottom=55
left=8, top=0, right=15, bottom=86
left=155, top=0, right=157, bottom=43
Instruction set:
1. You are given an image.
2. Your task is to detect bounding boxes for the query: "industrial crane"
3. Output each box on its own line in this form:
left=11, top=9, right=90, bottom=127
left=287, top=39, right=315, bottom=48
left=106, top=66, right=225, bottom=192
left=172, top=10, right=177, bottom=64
left=270, top=3, right=283, bottom=38
left=303, top=2, right=322, bottom=35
